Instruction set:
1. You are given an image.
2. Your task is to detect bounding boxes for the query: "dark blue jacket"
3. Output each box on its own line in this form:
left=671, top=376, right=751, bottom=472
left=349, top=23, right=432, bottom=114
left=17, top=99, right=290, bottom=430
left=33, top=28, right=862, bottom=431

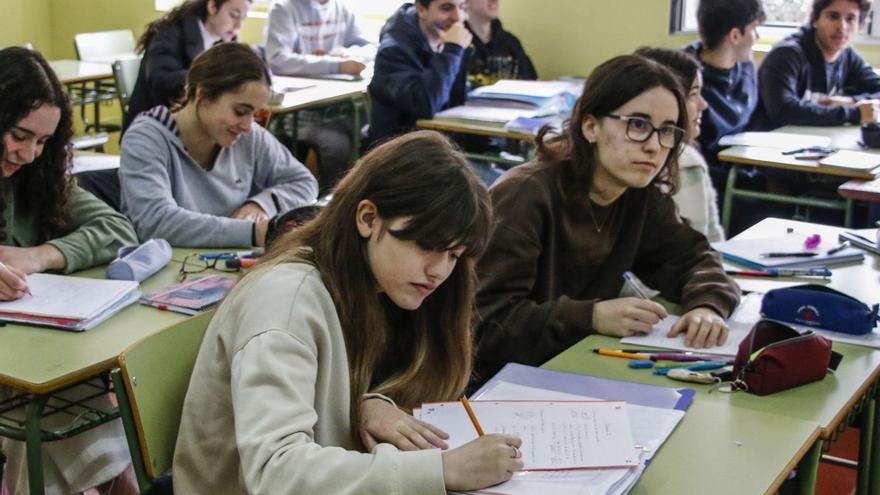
left=368, top=3, right=470, bottom=145
left=752, top=26, right=880, bottom=130
left=123, top=15, right=204, bottom=134
left=684, top=41, right=758, bottom=158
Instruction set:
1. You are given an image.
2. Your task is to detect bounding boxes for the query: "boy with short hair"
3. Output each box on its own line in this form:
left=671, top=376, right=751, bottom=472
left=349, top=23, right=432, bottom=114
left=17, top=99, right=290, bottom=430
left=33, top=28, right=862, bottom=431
left=684, top=0, right=766, bottom=158
left=753, top=0, right=880, bottom=129
left=368, top=0, right=471, bottom=145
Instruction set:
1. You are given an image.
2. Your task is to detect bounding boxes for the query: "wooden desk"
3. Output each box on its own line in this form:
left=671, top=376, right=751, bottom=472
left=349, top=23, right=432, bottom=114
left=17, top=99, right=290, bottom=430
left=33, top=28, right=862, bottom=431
left=717, top=125, right=880, bottom=230
left=840, top=177, right=880, bottom=203
left=0, top=261, right=224, bottom=495
left=415, top=117, right=535, bottom=142
left=543, top=342, right=822, bottom=494
left=266, top=75, right=370, bottom=162
left=47, top=59, right=112, bottom=85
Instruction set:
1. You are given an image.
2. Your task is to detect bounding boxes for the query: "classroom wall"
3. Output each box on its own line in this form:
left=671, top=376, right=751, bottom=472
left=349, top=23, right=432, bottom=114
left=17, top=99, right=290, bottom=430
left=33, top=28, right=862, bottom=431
left=11, top=0, right=880, bottom=80
left=1, top=0, right=52, bottom=56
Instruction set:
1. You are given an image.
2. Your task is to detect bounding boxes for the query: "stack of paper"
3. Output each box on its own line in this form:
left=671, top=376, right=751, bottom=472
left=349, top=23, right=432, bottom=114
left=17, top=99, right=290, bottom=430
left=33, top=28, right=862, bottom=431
left=0, top=273, right=140, bottom=331
left=467, top=80, right=579, bottom=113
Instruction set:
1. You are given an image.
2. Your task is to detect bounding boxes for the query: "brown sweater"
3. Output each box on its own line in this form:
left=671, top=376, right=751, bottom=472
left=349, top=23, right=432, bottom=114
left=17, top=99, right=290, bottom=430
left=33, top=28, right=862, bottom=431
left=473, top=160, right=740, bottom=385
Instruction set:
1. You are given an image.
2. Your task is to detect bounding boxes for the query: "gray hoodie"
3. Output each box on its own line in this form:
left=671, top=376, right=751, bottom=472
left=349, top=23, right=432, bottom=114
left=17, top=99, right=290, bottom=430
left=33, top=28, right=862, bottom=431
left=120, top=106, right=318, bottom=247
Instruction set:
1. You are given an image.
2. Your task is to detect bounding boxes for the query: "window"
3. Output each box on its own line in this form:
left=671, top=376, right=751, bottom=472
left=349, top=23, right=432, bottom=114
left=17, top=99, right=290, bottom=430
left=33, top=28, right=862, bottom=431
left=670, top=0, right=880, bottom=38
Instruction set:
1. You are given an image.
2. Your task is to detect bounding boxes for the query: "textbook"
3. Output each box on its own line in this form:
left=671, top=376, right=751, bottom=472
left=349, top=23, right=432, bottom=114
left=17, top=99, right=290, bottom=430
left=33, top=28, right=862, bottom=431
left=711, top=234, right=864, bottom=269
left=467, top=80, right=579, bottom=112
left=0, top=273, right=140, bottom=331
left=139, top=275, right=236, bottom=315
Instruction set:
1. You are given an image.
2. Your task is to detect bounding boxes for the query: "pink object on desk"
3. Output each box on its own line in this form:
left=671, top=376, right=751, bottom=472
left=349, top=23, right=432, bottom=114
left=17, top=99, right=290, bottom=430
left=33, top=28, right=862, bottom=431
left=804, top=234, right=821, bottom=249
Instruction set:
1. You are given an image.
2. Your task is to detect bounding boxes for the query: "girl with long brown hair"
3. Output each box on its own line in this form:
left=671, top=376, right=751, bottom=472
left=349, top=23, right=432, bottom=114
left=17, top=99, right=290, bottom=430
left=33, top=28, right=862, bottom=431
left=173, top=130, right=523, bottom=494
left=473, top=55, right=741, bottom=386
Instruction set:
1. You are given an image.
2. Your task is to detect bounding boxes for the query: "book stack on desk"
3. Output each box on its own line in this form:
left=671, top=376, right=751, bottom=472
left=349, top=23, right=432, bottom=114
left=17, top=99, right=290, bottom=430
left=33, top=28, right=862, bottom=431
left=0, top=273, right=140, bottom=331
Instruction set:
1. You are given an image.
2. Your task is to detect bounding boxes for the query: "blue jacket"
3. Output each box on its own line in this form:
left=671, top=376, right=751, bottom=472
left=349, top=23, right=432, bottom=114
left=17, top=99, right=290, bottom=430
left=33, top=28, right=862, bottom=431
left=684, top=41, right=758, bottom=159
left=752, top=26, right=880, bottom=130
left=368, top=3, right=470, bottom=145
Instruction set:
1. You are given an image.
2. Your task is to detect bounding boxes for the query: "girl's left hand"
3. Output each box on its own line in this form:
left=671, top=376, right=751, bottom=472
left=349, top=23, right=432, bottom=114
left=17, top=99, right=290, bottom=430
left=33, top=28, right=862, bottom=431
left=667, top=307, right=728, bottom=348
left=359, top=397, right=450, bottom=452
left=231, top=202, right=269, bottom=223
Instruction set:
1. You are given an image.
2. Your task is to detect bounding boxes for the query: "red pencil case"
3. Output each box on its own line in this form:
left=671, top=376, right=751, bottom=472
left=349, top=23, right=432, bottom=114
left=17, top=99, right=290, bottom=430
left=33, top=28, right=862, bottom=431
left=731, top=319, right=841, bottom=396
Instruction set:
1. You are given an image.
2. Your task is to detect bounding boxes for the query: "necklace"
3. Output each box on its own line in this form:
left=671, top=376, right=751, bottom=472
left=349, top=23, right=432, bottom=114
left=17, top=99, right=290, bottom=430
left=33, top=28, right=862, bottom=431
left=586, top=200, right=612, bottom=233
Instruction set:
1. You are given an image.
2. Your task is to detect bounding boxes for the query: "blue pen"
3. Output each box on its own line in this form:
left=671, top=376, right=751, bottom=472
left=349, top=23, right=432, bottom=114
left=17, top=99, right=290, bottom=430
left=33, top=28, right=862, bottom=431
left=199, top=251, right=255, bottom=261
left=622, top=271, right=650, bottom=299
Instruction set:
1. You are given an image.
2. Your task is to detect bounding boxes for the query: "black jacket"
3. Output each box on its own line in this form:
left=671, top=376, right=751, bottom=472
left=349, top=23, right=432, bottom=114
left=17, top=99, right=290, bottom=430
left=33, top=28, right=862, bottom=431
left=123, top=15, right=204, bottom=134
left=752, top=26, right=880, bottom=130
left=465, top=19, right=537, bottom=86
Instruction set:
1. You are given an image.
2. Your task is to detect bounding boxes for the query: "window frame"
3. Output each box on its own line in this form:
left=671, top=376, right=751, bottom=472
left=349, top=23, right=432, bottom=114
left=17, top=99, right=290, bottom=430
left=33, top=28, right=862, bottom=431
left=669, top=0, right=880, bottom=41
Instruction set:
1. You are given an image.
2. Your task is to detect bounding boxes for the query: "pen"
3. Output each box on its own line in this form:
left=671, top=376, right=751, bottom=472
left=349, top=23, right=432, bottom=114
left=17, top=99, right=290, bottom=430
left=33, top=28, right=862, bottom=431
left=592, top=348, right=665, bottom=354
left=595, top=349, right=652, bottom=360
left=760, top=252, right=819, bottom=258
left=650, top=353, right=725, bottom=362
left=725, top=268, right=832, bottom=277
left=826, top=240, right=850, bottom=255
left=653, top=361, right=728, bottom=375
left=199, top=251, right=257, bottom=260
left=622, top=271, right=649, bottom=299
left=460, top=395, right=484, bottom=436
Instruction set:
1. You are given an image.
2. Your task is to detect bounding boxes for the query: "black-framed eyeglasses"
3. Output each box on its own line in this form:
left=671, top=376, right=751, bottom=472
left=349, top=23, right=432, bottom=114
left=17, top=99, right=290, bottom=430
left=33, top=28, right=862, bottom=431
left=178, top=254, right=240, bottom=282
left=605, top=114, right=684, bottom=149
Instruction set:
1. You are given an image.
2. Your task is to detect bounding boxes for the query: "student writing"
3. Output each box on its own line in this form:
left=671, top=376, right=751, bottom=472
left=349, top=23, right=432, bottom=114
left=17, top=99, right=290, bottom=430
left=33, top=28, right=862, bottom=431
left=120, top=43, right=318, bottom=248
left=173, top=130, right=522, bottom=494
left=0, top=47, right=138, bottom=495
left=472, top=55, right=741, bottom=386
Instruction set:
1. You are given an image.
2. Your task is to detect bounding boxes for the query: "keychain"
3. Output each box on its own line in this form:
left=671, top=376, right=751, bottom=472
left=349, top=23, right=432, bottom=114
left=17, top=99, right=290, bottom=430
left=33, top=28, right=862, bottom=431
left=665, top=369, right=720, bottom=384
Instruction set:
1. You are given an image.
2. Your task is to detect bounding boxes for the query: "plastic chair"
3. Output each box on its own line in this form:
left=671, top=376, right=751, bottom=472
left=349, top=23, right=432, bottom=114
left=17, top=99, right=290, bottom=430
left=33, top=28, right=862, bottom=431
left=74, top=30, right=136, bottom=63
left=110, top=311, right=214, bottom=494
left=72, top=30, right=136, bottom=133
left=113, top=56, right=143, bottom=115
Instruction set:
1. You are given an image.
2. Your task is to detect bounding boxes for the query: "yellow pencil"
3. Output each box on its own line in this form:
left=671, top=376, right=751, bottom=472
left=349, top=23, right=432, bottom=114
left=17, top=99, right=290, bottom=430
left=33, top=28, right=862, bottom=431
left=460, top=395, right=485, bottom=436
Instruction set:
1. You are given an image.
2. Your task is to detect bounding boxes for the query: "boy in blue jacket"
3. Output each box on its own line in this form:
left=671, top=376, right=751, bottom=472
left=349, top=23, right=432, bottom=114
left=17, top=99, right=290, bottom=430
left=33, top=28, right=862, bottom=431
left=753, top=0, right=880, bottom=129
left=368, top=1, right=471, bottom=146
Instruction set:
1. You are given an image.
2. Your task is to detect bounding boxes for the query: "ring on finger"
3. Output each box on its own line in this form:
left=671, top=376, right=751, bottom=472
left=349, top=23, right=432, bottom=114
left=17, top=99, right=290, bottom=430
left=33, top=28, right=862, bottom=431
left=511, top=445, right=522, bottom=459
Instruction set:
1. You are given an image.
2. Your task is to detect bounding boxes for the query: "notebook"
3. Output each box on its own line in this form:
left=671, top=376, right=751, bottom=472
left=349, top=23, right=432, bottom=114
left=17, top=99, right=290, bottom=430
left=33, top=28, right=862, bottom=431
left=0, top=273, right=140, bottom=331
left=711, top=234, right=864, bottom=269
left=139, top=274, right=236, bottom=315
left=819, top=150, right=880, bottom=174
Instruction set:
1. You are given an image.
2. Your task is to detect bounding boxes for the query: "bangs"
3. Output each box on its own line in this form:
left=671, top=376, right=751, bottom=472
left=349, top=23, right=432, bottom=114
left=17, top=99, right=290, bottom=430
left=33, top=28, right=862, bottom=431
left=385, top=187, right=491, bottom=259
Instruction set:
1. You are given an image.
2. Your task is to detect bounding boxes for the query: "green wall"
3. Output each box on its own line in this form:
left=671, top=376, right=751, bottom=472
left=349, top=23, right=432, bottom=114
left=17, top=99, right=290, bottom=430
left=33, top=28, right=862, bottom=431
left=1, top=0, right=52, bottom=55
left=7, top=0, right=880, bottom=79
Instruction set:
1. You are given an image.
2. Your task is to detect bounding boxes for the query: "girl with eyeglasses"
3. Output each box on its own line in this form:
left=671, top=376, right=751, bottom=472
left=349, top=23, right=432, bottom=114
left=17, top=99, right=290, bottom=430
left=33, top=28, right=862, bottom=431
left=472, top=55, right=741, bottom=386
left=173, top=131, right=522, bottom=494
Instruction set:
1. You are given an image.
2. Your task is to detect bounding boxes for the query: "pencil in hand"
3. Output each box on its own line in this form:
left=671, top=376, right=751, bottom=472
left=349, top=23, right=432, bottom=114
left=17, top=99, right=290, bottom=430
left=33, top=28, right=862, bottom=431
left=460, top=395, right=485, bottom=436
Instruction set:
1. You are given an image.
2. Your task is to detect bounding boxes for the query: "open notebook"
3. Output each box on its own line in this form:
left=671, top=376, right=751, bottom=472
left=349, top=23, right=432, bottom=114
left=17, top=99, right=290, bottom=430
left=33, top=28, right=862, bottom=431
left=0, top=273, right=140, bottom=331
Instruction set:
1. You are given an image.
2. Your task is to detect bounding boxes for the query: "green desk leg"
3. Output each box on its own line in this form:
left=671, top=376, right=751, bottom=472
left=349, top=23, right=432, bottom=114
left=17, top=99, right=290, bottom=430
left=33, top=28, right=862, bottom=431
left=796, top=438, right=823, bottom=495
left=871, top=394, right=880, bottom=494
left=349, top=96, right=365, bottom=163
left=24, top=395, right=48, bottom=495
left=857, top=398, right=875, bottom=495
left=844, top=198, right=854, bottom=228
left=721, top=164, right=739, bottom=234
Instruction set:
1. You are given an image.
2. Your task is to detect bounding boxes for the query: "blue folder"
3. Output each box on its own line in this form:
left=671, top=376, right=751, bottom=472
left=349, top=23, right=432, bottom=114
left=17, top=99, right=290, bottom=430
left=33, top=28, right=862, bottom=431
left=473, top=362, right=695, bottom=411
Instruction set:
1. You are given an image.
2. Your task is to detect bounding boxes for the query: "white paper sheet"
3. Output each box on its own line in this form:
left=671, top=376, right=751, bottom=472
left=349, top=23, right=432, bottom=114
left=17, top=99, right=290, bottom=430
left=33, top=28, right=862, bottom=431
left=620, top=292, right=764, bottom=356
left=718, top=131, right=831, bottom=149
left=419, top=400, right=638, bottom=470
left=0, top=273, right=139, bottom=319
